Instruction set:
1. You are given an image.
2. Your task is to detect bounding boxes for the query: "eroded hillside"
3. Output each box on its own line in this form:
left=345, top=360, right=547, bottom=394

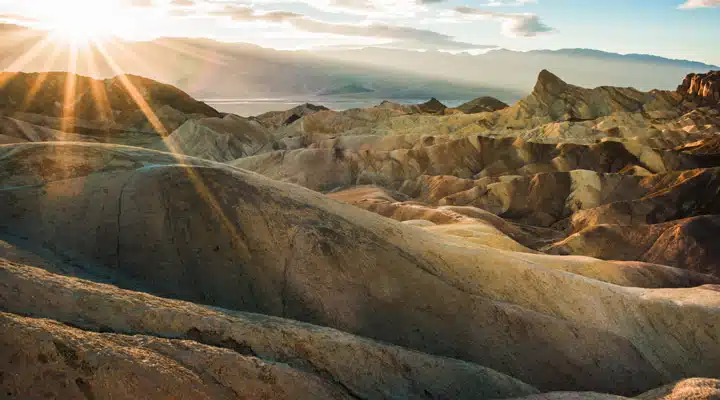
left=2, top=69, right=720, bottom=400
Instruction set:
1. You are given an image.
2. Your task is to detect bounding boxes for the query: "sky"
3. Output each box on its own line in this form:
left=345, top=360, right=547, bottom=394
left=0, top=0, right=718, bottom=65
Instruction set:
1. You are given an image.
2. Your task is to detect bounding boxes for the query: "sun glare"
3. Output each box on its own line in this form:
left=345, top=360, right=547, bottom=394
left=41, top=0, right=128, bottom=44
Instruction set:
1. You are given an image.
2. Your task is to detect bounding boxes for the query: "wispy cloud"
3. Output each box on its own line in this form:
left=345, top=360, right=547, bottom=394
left=206, top=4, right=493, bottom=49
left=454, top=6, right=552, bottom=37
left=679, top=0, right=720, bottom=8
left=0, top=0, right=545, bottom=50
left=209, top=5, right=303, bottom=22
left=482, top=0, right=538, bottom=6
left=415, top=0, right=537, bottom=4
left=290, top=18, right=495, bottom=49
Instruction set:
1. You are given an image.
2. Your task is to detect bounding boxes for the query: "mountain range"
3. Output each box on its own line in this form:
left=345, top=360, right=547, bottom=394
left=1, top=22, right=717, bottom=106
left=2, top=63, right=720, bottom=399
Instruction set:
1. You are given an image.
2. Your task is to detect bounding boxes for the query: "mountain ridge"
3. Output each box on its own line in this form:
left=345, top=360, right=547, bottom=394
left=3, top=43, right=720, bottom=399
left=0, top=23, right=716, bottom=110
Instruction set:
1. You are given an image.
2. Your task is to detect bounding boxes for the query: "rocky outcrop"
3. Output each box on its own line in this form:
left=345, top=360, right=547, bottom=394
left=417, top=97, right=447, bottom=114
left=548, top=215, right=720, bottom=276
left=252, top=103, right=329, bottom=130
left=160, top=114, right=275, bottom=162
left=456, top=96, right=509, bottom=114
left=498, top=70, right=669, bottom=124
left=0, top=72, right=221, bottom=136
left=677, top=70, right=720, bottom=106
left=0, top=72, right=220, bottom=121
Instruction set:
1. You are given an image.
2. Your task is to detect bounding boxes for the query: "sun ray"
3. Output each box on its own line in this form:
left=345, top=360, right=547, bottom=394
left=143, top=38, right=229, bottom=66
left=41, top=0, right=128, bottom=45
left=93, top=43, right=168, bottom=137
left=21, top=42, right=64, bottom=111
left=0, top=35, right=54, bottom=89
left=60, top=42, right=80, bottom=133
left=101, top=39, right=162, bottom=80
left=93, top=41, right=245, bottom=246
left=86, top=41, right=113, bottom=125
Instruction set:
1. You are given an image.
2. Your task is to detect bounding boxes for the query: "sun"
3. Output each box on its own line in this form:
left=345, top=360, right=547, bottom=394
left=41, top=0, right=128, bottom=44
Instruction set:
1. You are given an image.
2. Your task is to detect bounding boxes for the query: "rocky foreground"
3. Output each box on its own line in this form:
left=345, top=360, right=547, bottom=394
left=2, top=69, right=720, bottom=399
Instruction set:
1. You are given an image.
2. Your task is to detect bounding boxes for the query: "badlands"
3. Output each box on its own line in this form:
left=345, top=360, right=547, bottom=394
left=1, top=69, right=720, bottom=399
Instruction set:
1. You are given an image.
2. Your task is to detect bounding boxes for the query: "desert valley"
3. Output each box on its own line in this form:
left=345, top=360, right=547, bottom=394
left=2, top=0, right=720, bottom=398
left=1, top=66, right=720, bottom=399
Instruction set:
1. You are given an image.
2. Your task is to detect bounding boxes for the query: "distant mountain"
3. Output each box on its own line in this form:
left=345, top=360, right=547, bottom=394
left=527, top=48, right=717, bottom=70
left=0, top=24, right=520, bottom=104
left=456, top=96, right=509, bottom=113
left=318, top=83, right=375, bottom=96
left=1, top=23, right=717, bottom=107
left=318, top=47, right=719, bottom=95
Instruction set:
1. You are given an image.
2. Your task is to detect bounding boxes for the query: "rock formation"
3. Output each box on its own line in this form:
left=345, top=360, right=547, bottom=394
left=0, top=116, right=97, bottom=144
left=252, top=103, right=329, bottom=130
left=416, top=97, right=447, bottom=114
left=160, top=114, right=276, bottom=162
left=3, top=69, right=720, bottom=399
left=456, top=96, right=510, bottom=113
left=677, top=70, right=720, bottom=106
left=0, top=72, right=220, bottom=142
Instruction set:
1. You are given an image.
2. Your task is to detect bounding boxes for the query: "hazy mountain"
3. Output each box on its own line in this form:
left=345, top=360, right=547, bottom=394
left=318, top=47, right=718, bottom=94
left=317, top=83, right=375, bottom=96
left=0, top=23, right=716, bottom=108
left=0, top=24, right=521, bottom=104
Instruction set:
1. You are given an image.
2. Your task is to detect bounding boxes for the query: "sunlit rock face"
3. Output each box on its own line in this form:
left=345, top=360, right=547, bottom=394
left=159, top=115, right=276, bottom=162
left=678, top=70, right=720, bottom=105
left=0, top=72, right=220, bottom=138
left=4, top=69, right=720, bottom=400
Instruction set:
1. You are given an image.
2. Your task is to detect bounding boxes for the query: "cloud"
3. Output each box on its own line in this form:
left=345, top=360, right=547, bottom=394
left=455, top=6, right=552, bottom=37
left=266, top=0, right=434, bottom=17
left=679, top=0, right=720, bottom=8
left=289, top=18, right=494, bottom=49
left=330, top=0, right=377, bottom=9
left=483, top=0, right=537, bottom=6
left=419, top=0, right=537, bottom=5
left=124, top=0, right=154, bottom=7
left=210, top=5, right=303, bottom=22
left=200, top=2, right=493, bottom=49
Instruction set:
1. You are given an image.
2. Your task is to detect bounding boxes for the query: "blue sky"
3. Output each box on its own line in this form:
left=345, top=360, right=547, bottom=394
left=1, top=0, right=719, bottom=65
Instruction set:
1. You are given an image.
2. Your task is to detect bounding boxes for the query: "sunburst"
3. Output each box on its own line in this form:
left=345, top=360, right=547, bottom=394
left=40, top=0, right=129, bottom=46
left=0, top=2, right=246, bottom=251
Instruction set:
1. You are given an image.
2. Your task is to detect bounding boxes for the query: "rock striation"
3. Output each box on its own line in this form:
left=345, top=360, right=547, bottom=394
left=160, top=114, right=276, bottom=162
left=677, top=70, right=720, bottom=106
left=4, top=142, right=720, bottom=396
left=3, top=69, right=720, bottom=399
